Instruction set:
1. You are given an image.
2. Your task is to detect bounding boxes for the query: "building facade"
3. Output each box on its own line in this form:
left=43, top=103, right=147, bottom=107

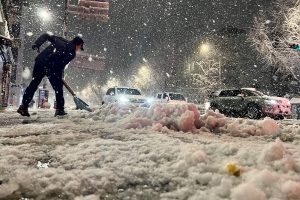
left=0, top=0, right=25, bottom=108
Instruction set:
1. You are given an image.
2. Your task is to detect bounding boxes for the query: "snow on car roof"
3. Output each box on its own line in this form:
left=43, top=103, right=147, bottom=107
left=160, top=92, right=182, bottom=94
left=114, top=86, right=139, bottom=89
left=241, top=88, right=257, bottom=91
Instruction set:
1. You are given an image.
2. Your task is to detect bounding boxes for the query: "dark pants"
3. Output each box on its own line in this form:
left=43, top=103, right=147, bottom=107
left=22, top=61, right=64, bottom=110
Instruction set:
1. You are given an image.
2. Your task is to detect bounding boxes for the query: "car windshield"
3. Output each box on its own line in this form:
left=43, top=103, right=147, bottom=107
left=117, top=88, right=141, bottom=95
left=169, top=94, right=186, bottom=101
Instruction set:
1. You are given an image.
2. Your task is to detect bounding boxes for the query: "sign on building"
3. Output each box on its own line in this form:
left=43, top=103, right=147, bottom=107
left=68, top=0, right=109, bottom=22
left=70, top=52, right=105, bottom=70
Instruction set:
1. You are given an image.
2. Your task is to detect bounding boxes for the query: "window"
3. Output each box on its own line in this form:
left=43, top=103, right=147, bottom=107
left=219, top=90, right=228, bottom=97
left=106, top=88, right=115, bottom=95
left=157, top=94, right=162, bottom=99
left=231, top=90, right=241, bottom=96
left=126, top=89, right=141, bottom=95
left=242, top=90, right=254, bottom=97
left=117, top=88, right=141, bottom=95
left=169, top=93, right=185, bottom=101
left=219, top=90, right=241, bottom=97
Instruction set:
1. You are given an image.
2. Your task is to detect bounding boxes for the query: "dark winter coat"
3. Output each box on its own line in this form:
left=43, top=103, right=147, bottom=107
left=33, top=33, right=76, bottom=72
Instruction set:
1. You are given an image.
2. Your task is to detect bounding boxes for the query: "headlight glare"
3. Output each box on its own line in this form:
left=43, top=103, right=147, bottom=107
left=147, top=98, right=153, bottom=103
left=120, top=97, right=129, bottom=102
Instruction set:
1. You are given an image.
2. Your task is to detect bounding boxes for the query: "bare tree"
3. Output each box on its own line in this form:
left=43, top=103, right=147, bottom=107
left=248, top=0, right=300, bottom=80
left=189, top=59, right=222, bottom=96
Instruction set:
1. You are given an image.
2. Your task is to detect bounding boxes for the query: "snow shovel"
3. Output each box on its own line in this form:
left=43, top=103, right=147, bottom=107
left=62, top=78, right=92, bottom=112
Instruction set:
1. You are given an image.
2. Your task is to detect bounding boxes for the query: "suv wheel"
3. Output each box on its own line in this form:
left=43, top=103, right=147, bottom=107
left=209, top=103, right=218, bottom=112
left=273, top=116, right=284, bottom=120
left=247, top=104, right=262, bottom=119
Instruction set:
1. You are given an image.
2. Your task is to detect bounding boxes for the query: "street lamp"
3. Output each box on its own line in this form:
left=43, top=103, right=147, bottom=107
left=218, top=57, right=221, bottom=82
left=139, top=65, right=149, bottom=74
left=200, top=44, right=209, bottom=52
left=37, top=8, right=51, bottom=21
left=200, top=43, right=224, bottom=83
left=37, top=8, right=67, bottom=38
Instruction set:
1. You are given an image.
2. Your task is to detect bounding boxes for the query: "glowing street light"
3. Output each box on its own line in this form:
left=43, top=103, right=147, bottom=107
left=139, top=66, right=148, bottom=73
left=200, top=44, right=209, bottom=52
left=37, top=9, right=51, bottom=21
left=199, top=43, right=223, bottom=82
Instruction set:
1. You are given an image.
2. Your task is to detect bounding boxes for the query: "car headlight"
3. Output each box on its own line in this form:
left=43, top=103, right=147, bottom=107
left=120, top=97, right=129, bottom=102
left=147, top=98, right=153, bottom=103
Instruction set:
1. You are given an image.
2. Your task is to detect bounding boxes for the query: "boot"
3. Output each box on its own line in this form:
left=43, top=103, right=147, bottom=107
left=17, top=105, right=30, bottom=117
left=54, top=109, right=68, bottom=117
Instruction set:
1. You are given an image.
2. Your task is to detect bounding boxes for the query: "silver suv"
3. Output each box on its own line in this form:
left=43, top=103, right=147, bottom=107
left=209, top=88, right=291, bottom=119
left=102, top=87, right=151, bottom=107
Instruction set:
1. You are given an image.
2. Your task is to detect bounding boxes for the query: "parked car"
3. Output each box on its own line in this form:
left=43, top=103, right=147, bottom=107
left=154, top=92, right=187, bottom=104
left=209, top=88, right=291, bottom=119
left=102, top=87, right=151, bottom=107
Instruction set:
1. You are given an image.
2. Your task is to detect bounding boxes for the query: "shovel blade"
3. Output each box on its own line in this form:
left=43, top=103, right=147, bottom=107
left=73, top=96, right=92, bottom=112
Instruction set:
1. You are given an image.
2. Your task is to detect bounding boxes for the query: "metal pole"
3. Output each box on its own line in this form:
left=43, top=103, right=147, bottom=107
left=63, top=0, right=69, bottom=38
left=219, top=58, right=221, bottom=82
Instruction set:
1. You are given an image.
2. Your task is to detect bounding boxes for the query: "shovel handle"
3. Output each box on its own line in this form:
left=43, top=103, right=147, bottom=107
left=62, top=78, right=76, bottom=96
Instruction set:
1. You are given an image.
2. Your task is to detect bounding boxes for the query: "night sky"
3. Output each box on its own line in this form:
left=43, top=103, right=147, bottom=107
left=21, top=0, right=274, bottom=98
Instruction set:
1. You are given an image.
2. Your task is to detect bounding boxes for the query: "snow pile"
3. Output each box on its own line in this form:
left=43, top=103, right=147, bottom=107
left=225, top=117, right=282, bottom=137
left=83, top=103, right=283, bottom=137
left=221, top=138, right=300, bottom=200
left=0, top=107, right=299, bottom=199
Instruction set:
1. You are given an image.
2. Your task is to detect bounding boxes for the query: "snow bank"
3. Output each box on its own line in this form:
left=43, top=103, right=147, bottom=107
left=84, top=103, right=283, bottom=137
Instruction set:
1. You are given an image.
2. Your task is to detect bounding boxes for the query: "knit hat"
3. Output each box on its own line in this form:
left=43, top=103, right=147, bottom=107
left=72, top=36, right=84, bottom=51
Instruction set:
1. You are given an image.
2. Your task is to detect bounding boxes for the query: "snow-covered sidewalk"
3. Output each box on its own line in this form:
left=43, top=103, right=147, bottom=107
left=0, top=104, right=300, bottom=200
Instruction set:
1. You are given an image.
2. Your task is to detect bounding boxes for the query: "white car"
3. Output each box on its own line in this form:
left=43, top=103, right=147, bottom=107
left=102, top=87, right=151, bottom=107
left=154, top=92, right=187, bottom=104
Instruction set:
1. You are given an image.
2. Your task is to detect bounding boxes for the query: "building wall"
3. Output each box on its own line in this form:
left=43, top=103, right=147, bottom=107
left=0, top=0, right=20, bottom=107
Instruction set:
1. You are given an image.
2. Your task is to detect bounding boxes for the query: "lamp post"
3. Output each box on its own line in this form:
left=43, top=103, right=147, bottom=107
left=36, top=9, right=55, bottom=90
left=200, top=43, right=224, bottom=83
left=63, top=0, right=68, bottom=38
left=37, top=9, right=51, bottom=21
left=38, top=0, right=109, bottom=38
left=219, top=58, right=221, bottom=82
left=37, top=6, right=67, bottom=38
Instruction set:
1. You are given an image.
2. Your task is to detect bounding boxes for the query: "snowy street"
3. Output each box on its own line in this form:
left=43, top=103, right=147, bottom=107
left=2, top=0, right=300, bottom=199
left=1, top=103, right=300, bottom=200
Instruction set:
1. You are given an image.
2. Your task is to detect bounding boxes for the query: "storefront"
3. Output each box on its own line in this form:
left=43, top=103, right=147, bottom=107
left=0, top=35, right=14, bottom=108
left=0, top=0, right=23, bottom=108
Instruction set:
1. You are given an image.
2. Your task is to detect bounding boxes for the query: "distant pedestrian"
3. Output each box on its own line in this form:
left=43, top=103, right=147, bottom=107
left=17, top=33, right=84, bottom=117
